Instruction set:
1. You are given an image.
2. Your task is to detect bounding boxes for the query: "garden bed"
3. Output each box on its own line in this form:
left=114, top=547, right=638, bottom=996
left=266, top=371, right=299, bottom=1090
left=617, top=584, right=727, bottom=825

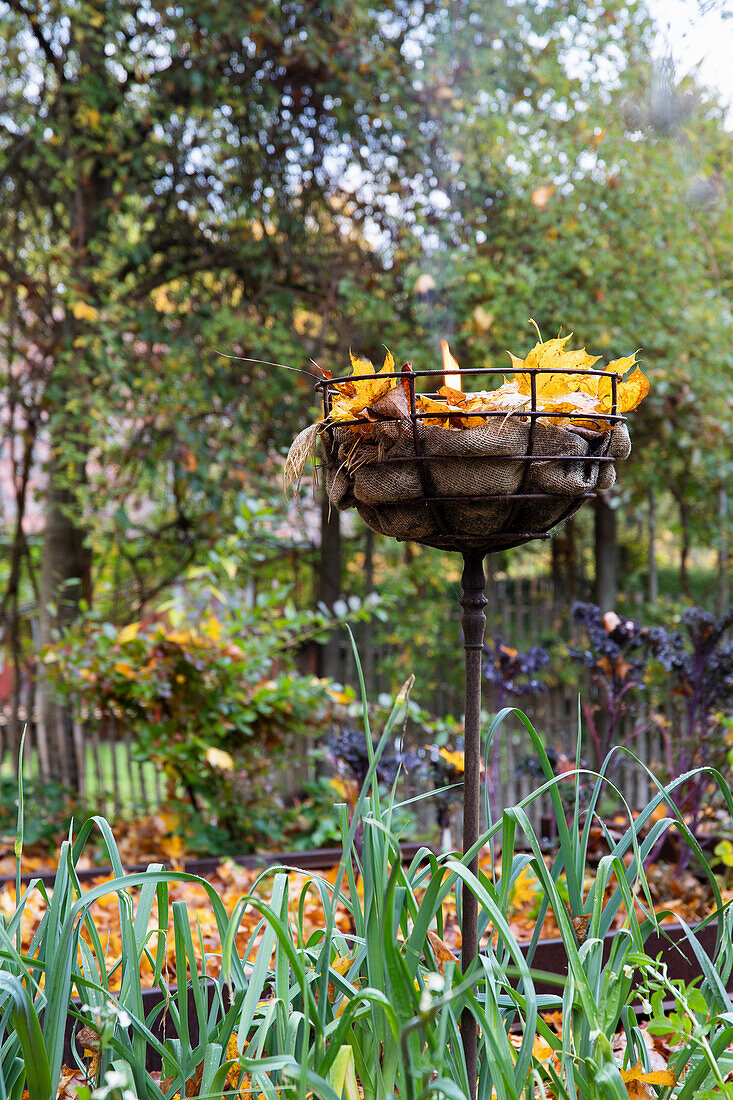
left=4, top=755, right=733, bottom=1100
left=60, top=916, right=727, bottom=1073
left=54, top=870, right=729, bottom=1080
left=9, top=842, right=718, bottom=1074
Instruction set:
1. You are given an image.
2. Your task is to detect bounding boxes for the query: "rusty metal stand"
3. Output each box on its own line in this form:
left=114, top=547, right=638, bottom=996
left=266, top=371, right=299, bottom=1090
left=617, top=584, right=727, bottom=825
left=315, top=361, right=623, bottom=1099
left=459, top=550, right=488, bottom=1100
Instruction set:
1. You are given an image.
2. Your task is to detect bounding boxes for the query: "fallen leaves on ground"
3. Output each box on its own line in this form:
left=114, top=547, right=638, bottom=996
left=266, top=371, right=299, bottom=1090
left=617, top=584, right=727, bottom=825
left=620, top=1060, right=676, bottom=1099
left=0, top=858, right=351, bottom=995
left=472, top=852, right=719, bottom=949
left=1, top=843, right=718, bottom=1004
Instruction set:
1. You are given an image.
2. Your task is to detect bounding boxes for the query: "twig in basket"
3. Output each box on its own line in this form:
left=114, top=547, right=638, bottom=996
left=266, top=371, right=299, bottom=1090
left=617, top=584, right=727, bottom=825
left=215, top=352, right=322, bottom=379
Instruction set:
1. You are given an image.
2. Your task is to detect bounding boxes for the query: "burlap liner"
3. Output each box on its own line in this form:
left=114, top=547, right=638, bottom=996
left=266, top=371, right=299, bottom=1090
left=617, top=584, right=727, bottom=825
left=322, top=416, right=631, bottom=547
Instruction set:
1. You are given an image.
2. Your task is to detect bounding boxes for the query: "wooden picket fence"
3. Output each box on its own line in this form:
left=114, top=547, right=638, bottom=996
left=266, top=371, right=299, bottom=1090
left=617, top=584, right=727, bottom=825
left=0, top=574, right=679, bottom=835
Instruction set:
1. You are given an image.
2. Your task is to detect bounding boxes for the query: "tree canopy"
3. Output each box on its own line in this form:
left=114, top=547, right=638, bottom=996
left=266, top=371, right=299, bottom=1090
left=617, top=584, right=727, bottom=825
left=0, top=0, right=731, bottom=773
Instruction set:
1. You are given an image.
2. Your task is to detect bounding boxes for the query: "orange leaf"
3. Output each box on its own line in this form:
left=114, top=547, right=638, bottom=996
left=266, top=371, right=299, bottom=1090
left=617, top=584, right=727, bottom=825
left=620, top=1060, right=676, bottom=1098
left=117, top=621, right=141, bottom=645
left=531, top=185, right=556, bottom=208
left=426, top=928, right=459, bottom=972
left=617, top=366, right=650, bottom=413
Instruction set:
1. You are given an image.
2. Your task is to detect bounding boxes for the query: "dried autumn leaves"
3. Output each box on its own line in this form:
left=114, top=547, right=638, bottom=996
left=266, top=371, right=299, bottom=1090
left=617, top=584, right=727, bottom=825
left=324, top=328, right=649, bottom=435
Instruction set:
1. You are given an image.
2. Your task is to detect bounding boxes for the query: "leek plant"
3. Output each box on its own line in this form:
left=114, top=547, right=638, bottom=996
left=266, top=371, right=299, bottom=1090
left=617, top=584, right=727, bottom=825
left=1, top=650, right=732, bottom=1098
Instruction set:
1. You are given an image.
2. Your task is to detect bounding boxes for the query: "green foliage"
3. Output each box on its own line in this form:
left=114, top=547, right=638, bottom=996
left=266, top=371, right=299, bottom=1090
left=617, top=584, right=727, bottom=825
left=0, top=777, right=81, bottom=853
left=0, top=0, right=444, bottom=629
left=409, top=2, right=733, bottom=587
left=346, top=538, right=468, bottom=713
left=41, top=533, right=379, bottom=853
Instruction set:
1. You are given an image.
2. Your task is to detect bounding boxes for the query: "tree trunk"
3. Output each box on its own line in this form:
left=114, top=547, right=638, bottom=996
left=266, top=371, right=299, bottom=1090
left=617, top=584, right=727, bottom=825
left=317, top=492, right=342, bottom=679
left=594, top=493, right=618, bottom=611
left=39, top=449, right=91, bottom=790
left=679, top=499, right=691, bottom=599
left=718, top=485, right=729, bottom=611
left=648, top=487, right=658, bottom=604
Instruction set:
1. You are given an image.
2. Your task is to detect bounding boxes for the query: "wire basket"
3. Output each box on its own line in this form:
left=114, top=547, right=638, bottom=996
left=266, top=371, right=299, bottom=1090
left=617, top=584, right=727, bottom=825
left=317, top=364, right=630, bottom=554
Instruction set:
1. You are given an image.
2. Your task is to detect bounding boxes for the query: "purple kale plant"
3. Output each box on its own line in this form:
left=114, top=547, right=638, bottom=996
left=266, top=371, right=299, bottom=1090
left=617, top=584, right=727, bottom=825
left=328, top=725, right=417, bottom=859
left=645, top=606, right=733, bottom=834
left=481, top=638, right=551, bottom=711
left=329, top=726, right=412, bottom=790
left=568, top=602, right=651, bottom=768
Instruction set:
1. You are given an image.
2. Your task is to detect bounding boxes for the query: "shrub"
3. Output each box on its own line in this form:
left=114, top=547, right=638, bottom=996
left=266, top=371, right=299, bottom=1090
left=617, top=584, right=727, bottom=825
left=0, top=776, right=81, bottom=853
left=42, top=546, right=378, bottom=853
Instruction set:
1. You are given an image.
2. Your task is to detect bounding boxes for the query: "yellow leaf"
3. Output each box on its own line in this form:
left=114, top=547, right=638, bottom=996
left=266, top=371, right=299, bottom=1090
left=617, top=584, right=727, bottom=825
left=348, top=349, right=376, bottom=377
left=328, top=394, right=361, bottom=421
left=163, top=629, right=193, bottom=646
left=472, top=305, right=494, bottom=333
left=379, top=348, right=395, bottom=374
left=508, top=326, right=649, bottom=430
left=325, top=686, right=352, bottom=704
left=510, top=866, right=538, bottom=910
left=151, top=285, right=176, bottom=314
left=417, top=396, right=456, bottom=416
left=438, top=747, right=465, bottom=774
left=204, top=747, right=234, bottom=771
left=617, top=366, right=650, bottom=413
left=537, top=388, right=610, bottom=430
left=226, top=1032, right=242, bottom=1087
left=112, top=661, right=137, bottom=679
left=509, top=1030, right=555, bottom=1063
left=560, top=348, right=602, bottom=374
left=202, top=615, right=222, bottom=641
left=328, top=350, right=402, bottom=420
left=117, top=622, right=140, bottom=645
left=328, top=951, right=358, bottom=1001
left=714, top=839, right=733, bottom=866
left=525, top=332, right=572, bottom=370
left=606, top=353, right=640, bottom=376
left=327, top=328, right=648, bottom=436
left=620, top=1061, right=676, bottom=1098
left=531, top=184, right=555, bottom=208
left=330, top=776, right=359, bottom=804
left=71, top=301, right=99, bottom=321
left=160, top=831, right=184, bottom=866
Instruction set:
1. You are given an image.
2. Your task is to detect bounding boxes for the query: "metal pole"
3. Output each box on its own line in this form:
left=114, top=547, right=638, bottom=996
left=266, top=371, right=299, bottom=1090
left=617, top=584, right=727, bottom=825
left=459, top=550, right=488, bottom=1100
